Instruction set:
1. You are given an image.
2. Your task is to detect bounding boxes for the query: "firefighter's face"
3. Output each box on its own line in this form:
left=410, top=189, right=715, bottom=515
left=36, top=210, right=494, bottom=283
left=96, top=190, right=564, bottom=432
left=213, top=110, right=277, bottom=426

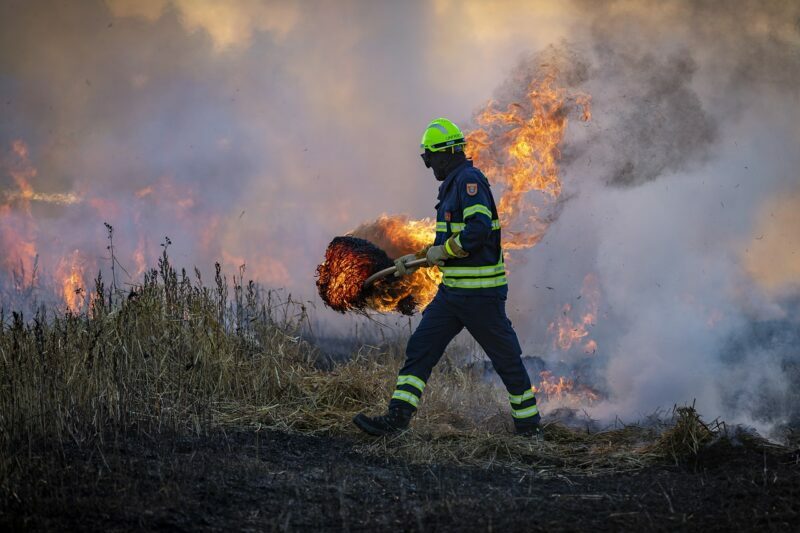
left=420, top=150, right=450, bottom=181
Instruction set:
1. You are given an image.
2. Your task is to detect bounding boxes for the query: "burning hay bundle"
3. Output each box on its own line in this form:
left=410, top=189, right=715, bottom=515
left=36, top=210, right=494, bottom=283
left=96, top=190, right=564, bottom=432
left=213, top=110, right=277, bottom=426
left=315, top=235, right=421, bottom=315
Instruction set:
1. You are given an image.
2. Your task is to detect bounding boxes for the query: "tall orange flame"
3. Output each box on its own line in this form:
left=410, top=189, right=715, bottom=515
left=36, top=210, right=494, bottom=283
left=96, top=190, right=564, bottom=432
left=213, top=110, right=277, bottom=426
left=466, top=70, right=591, bottom=249
left=2, top=141, right=91, bottom=312
left=1, top=140, right=40, bottom=291
left=56, top=250, right=86, bottom=313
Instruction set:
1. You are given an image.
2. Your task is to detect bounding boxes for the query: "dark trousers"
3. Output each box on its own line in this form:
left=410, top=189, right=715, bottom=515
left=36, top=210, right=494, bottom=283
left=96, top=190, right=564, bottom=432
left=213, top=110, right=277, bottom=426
left=388, top=288, right=539, bottom=428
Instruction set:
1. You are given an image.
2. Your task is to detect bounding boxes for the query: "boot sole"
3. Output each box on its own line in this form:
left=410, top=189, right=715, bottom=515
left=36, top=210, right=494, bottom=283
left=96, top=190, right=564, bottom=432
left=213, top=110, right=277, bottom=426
left=353, top=414, right=397, bottom=436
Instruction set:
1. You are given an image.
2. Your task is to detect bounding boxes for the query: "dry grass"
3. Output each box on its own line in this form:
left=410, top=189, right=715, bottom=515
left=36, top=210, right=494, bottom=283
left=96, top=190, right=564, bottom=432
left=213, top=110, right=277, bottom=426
left=0, top=252, right=778, bottom=494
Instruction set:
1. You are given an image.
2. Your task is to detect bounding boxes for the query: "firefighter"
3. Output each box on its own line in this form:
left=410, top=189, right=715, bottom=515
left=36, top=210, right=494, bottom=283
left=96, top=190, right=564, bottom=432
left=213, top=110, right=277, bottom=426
left=353, top=118, right=541, bottom=437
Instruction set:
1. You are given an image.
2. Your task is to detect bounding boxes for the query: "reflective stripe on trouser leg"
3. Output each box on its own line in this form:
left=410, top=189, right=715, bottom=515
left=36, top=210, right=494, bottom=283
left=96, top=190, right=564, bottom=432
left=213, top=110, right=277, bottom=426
left=512, top=404, right=540, bottom=419
left=391, top=389, right=420, bottom=408
left=391, top=374, right=426, bottom=408
left=510, top=388, right=539, bottom=419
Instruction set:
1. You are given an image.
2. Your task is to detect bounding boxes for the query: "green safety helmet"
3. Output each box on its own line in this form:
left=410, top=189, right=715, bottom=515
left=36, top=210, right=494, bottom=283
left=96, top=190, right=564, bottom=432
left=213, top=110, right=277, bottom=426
left=420, top=118, right=466, bottom=153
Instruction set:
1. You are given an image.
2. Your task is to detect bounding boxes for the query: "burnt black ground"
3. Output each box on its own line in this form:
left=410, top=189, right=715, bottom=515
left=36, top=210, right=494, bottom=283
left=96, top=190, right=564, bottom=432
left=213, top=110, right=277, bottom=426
left=2, top=429, right=799, bottom=532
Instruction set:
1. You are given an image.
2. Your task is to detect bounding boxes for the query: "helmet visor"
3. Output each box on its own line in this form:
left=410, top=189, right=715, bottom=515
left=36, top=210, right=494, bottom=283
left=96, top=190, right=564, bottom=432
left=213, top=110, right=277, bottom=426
left=420, top=151, right=432, bottom=168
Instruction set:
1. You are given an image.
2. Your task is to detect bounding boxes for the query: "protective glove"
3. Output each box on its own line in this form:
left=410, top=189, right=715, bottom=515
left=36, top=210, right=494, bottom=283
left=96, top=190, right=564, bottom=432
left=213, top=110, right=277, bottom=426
left=393, top=253, right=420, bottom=277
left=426, top=235, right=469, bottom=267
left=425, top=245, right=450, bottom=266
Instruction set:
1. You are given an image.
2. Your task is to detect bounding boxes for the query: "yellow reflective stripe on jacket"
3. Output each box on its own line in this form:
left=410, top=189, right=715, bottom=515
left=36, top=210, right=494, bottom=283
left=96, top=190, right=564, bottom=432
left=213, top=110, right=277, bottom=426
left=392, top=390, right=420, bottom=407
left=442, top=275, right=507, bottom=289
left=448, top=219, right=501, bottom=232
left=439, top=261, right=505, bottom=278
left=509, top=389, right=536, bottom=405
left=435, top=221, right=448, bottom=232
left=463, top=204, right=493, bottom=219
left=396, top=375, right=425, bottom=393
left=511, top=404, right=540, bottom=419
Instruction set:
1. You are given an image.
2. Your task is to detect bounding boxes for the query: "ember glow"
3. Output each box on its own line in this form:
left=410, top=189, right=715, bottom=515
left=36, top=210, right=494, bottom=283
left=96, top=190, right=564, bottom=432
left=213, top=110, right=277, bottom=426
left=316, top=235, right=424, bottom=315
left=316, top=236, right=389, bottom=313
left=317, top=220, right=441, bottom=314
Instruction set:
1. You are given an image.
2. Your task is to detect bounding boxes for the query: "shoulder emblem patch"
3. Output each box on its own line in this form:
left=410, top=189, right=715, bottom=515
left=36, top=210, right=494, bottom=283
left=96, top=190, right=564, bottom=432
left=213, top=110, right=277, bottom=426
left=466, top=183, right=478, bottom=196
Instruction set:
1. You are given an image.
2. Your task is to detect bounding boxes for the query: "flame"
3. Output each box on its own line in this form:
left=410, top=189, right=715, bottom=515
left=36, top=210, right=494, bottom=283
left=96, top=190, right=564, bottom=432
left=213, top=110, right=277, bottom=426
left=1, top=140, right=40, bottom=290
left=56, top=249, right=86, bottom=313
left=368, top=265, right=440, bottom=314
left=548, top=273, right=600, bottom=354
left=1, top=141, right=92, bottom=312
left=466, top=70, right=591, bottom=249
left=135, top=185, right=154, bottom=198
left=133, top=237, right=148, bottom=278
left=534, top=370, right=600, bottom=407
left=9, top=140, right=35, bottom=200
left=0, top=216, right=38, bottom=292
left=3, top=140, right=80, bottom=207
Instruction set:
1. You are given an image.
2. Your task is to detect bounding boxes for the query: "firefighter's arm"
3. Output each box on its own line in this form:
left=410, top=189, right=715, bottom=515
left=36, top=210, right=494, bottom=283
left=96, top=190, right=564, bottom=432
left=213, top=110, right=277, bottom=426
left=453, top=178, right=493, bottom=254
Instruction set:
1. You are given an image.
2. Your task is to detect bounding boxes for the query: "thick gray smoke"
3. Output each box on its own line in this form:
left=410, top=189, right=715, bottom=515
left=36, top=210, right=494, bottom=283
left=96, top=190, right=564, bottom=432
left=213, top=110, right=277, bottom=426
left=1, top=0, right=798, bottom=436
left=490, top=1, right=800, bottom=435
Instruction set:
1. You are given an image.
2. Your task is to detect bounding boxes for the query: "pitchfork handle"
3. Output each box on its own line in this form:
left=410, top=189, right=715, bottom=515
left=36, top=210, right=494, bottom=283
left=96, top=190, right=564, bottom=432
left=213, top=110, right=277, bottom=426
left=363, top=258, right=429, bottom=288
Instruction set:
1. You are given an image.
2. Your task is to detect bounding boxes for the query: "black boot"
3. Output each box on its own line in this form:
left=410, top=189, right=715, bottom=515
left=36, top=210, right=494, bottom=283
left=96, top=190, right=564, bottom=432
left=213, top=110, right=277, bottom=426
left=353, top=407, right=413, bottom=436
left=514, top=413, right=543, bottom=437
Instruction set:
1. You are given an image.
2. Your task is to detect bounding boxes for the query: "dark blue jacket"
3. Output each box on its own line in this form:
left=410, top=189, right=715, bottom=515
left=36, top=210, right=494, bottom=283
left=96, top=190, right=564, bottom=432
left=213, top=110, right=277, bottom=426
left=433, top=160, right=507, bottom=297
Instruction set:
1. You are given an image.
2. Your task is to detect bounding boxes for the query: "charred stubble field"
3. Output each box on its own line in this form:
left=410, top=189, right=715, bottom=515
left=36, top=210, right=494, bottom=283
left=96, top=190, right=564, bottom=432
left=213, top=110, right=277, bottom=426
left=4, top=421, right=800, bottom=533
left=5, top=427, right=800, bottom=531
left=2, top=258, right=799, bottom=531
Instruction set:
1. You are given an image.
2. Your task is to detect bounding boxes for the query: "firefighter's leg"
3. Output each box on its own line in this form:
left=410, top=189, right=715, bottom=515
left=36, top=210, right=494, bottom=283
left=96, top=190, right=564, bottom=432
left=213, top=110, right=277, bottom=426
left=354, top=290, right=463, bottom=436
left=388, top=290, right=464, bottom=412
left=458, top=295, right=541, bottom=434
